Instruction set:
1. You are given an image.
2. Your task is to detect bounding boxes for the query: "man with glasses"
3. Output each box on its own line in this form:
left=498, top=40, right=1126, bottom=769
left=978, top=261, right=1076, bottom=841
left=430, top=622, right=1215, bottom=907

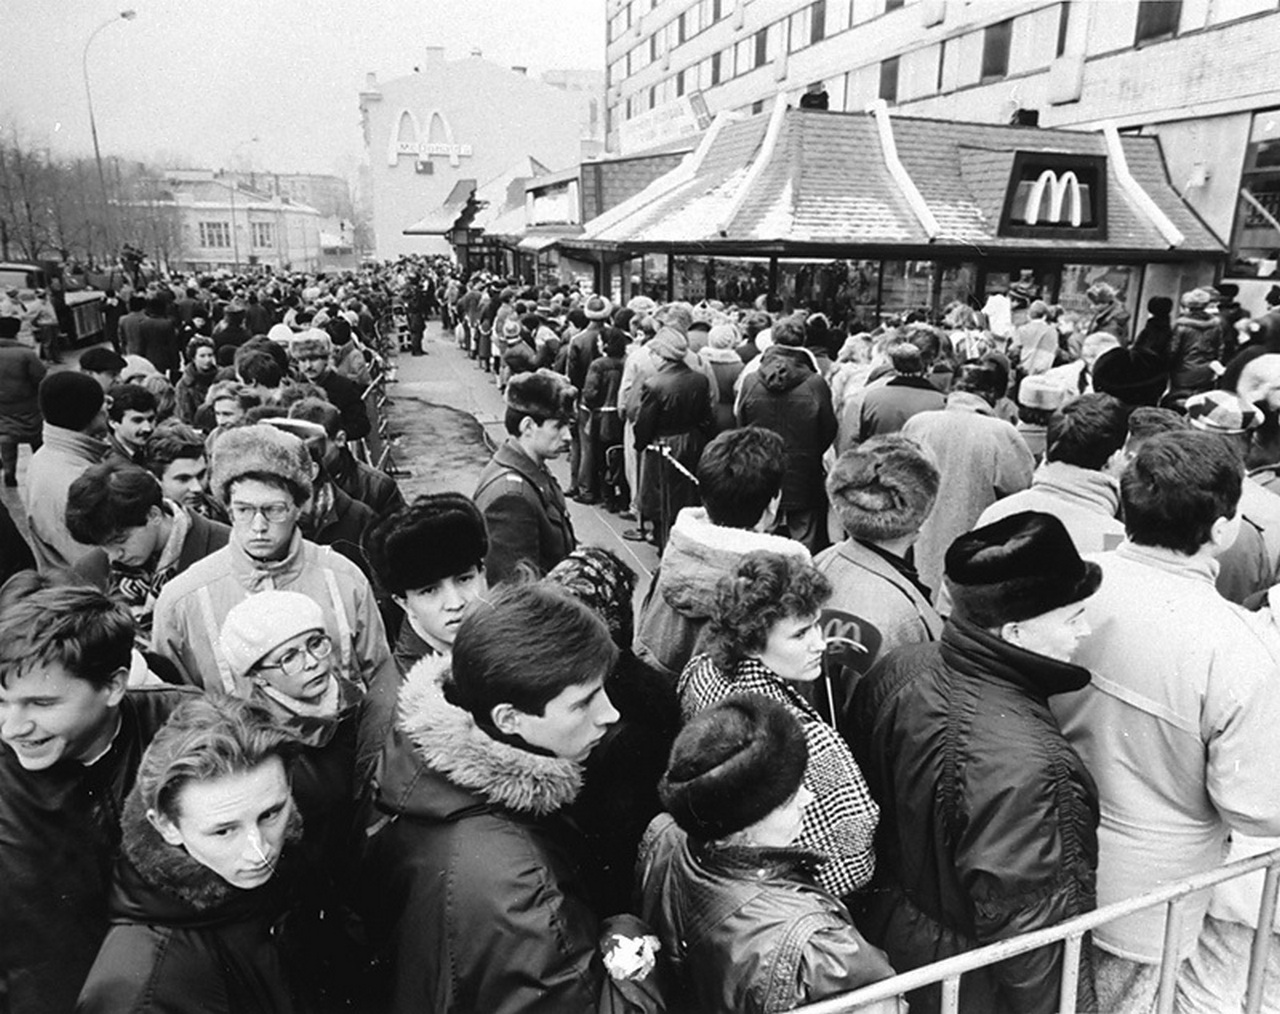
left=151, top=424, right=388, bottom=698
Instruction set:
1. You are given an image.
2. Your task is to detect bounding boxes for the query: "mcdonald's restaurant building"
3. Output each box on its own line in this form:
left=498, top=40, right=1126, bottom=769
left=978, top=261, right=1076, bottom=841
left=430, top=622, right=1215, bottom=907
left=358, top=49, right=603, bottom=260
left=555, top=101, right=1224, bottom=329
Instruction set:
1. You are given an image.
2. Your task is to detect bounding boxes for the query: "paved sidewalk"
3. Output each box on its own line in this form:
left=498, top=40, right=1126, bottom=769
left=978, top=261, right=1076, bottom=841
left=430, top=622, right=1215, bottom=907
left=389, top=322, right=662, bottom=590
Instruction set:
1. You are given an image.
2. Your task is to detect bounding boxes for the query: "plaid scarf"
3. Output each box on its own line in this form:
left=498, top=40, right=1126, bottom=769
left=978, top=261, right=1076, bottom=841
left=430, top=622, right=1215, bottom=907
left=113, top=505, right=192, bottom=648
left=678, top=654, right=880, bottom=899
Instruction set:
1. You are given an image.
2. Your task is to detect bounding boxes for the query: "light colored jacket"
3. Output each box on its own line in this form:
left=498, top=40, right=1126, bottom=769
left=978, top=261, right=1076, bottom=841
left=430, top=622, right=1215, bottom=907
left=812, top=538, right=942, bottom=670
left=24, top=423, right=107, bottom=571
left=1050, top=542, right=1280, bottom=963
left=974, top=461, right=1123, bottom=556
left=152, top=529, right=388, bottom=697
left=901, top=392, right=1034, bottom=595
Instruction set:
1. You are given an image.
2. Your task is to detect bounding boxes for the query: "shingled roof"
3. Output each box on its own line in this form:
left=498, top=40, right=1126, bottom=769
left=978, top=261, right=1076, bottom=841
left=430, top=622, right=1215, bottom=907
left=576, top=105, right=1223, bottom=258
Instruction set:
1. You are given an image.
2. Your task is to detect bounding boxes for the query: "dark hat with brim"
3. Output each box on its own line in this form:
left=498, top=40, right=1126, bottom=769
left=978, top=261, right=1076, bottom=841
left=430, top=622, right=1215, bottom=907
left=945, top=510, right=1102, bottom=629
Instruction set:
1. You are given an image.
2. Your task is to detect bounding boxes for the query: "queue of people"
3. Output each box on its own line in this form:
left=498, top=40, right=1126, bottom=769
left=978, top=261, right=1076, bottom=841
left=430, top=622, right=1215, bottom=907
left=4, top=261, right=1280, bottom=1014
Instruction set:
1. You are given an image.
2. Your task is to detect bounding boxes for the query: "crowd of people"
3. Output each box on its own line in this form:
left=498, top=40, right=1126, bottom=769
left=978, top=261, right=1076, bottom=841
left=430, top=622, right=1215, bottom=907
left=4, top=257, right=1280, bottom=1013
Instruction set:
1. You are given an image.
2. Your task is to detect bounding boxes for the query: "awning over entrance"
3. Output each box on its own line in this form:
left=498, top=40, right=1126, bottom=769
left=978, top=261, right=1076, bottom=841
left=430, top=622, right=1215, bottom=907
left=403, top=179, right=476, bottom=235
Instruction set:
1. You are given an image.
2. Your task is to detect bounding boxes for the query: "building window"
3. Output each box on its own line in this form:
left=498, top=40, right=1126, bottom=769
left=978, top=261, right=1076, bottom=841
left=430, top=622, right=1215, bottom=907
left=981, top=18, right=1013, bottom=81
left=711, top=50, right=722, bottom=85
left=712, top=0, right=722, bottom=20
left=678, top=11, right=687, bottom=43
left=789, top=6, right=812, bottom=52
left=199, top=221, right=230, bottom=248
left=811, top=0, right=827, bottom=43
left=1228, top=110, right=1280, bottom=279
left=1056, top=2, right=1071, bottom=57
left=879, top=56, right=900, bottom=103
left=886, top=0, right=904, bottom=10
left=650, top=33, right=659, bottom=62
left=649, top=85, right=657, bottom=109
left=1134, top=0, right=1181, bottom=44
left=937, top=39, right=947, bottom=91
left=754, top=27, right=769, bottom=68
left=751, top=99, right=765, bottom=114
left=1000, top=152, right=1108, bottom=240
left=251, top=222, right=274, bottom=249
left=676, top=69, right=686, bottom=96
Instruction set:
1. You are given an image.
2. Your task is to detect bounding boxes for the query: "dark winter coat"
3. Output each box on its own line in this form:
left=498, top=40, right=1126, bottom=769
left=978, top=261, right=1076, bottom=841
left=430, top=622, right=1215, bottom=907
left=737, top=346, right=838, bottom=511
left=473, top=436, right=576, bottom=583
left=1132, top=314, right=1173, bottom=367
left=175, top=361, right=218, bottom=424
left=358, top=656, right=603, bottom=1014
left=74, top=504, right=231, bottom=594
left=0, top=687, right=192, bottom=1014
left=1164, top=309, right=1222, bottom=405
left=638, top=814, right=897, bottom=1014
left=582, top=354, right=624, bottom=446
left=634, top=360, right=714, bottom=523
left=850, top=619, right=1100, bottom=1014
left=329, top=448, right=405, bottom=518
left=306, top=481, right=378, bottom=582
left=316, top=368, right=371, bottom=441
left=859, top=374, right=946, bottom=441
left=0, top=336, right=46, bottom=420
left=138, top=310, right=181, bottom=375
left=76, top=789, right=303, bottom=1014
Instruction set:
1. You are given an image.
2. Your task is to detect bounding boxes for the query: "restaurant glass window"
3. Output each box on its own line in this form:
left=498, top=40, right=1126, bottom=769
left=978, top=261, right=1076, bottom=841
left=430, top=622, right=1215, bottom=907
left=778, top=259, right=881, bottom=331
left=672, top=255, right=712, bottom=302
left=1229, top=109, right=1280, bottom=279
left=641, top=253, right=670, bottom=300
left=1058, top=263, right=1140, bottom=332
left=881, top=260, right=935, bottom=318
left=706, top=257, right=771, bottom=307
left=938, top=262, right=980, bottom=314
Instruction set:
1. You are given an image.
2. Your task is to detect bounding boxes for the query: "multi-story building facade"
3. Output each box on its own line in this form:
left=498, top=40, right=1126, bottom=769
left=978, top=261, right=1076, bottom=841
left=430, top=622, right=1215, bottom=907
left=359, top=49, right=604, bottom=259
left=151, top=170, right=322, bottom=272
left=606, top=0, right=1280, bottom=305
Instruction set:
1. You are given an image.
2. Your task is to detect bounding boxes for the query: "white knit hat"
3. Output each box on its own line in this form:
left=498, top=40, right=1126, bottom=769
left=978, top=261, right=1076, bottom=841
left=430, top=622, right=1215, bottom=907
left=219, top=590, right=326, bottom=682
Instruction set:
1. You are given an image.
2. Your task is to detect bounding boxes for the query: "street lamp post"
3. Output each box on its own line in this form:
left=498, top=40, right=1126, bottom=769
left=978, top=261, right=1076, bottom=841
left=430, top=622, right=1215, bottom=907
left=228, top=136, right=259, bottom=272
left=82, top=9, right=136, bottom=264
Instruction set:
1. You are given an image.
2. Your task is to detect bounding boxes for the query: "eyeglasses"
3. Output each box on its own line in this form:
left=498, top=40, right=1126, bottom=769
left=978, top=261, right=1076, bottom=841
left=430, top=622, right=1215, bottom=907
left=229, top=502, right=293, bottom=523
left=258, top=633, right=332, bottom=677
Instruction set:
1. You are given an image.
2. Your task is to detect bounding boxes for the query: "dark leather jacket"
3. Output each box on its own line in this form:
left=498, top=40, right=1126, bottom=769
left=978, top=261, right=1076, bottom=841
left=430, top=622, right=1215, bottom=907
left=851, top=619, right=1099, bottom=1014
left=638, top=814, right=897, bottom=1014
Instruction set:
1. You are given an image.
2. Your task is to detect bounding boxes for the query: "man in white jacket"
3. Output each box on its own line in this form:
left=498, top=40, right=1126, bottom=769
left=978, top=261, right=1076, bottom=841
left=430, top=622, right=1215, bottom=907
left=1051, top=429, right=1280, bottom=1012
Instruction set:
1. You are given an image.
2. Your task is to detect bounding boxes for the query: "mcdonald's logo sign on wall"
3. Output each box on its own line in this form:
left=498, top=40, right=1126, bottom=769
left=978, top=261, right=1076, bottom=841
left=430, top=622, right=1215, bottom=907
left=1000, top=152, right=1107, bottom=240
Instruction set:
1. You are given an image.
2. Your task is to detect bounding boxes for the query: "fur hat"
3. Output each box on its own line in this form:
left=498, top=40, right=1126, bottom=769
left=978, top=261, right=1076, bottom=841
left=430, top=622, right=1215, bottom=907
left=945, top=511, right=1102, bottom=629
left=80, top=347, right=128, bottom=373
left=1090, top=347, right=1168, bottom=407
left=661, top=303, right=694, bottom=336
left=219, top=590, right=326, bottom=683
left=627, top=295, right=657, bottom=316
left=291, top=329, right=331, bottom=359
left=505, top=369, right=577, bottom=422
left=660, top=694, right=808, bottom=842
left=1146, top=296, right=1174, bottom=317
left=362, top=493, right=488, bottom=594
left=1181, top=288, right=1212, bottom=309
left=707, top=323, right=739, bottom=349
left=583, top=295, right=612, bottom=321
left=1017, top=373, right=1071, bottom=412
left=827, top=435, right=940, bottom=541
left=649, top=326, right=689, bottom=362
left=38, top=372, right=105, bottom=431
left=210, top=423, right=314, bottom=505
left=1185, top=390, right=1262, bottom=434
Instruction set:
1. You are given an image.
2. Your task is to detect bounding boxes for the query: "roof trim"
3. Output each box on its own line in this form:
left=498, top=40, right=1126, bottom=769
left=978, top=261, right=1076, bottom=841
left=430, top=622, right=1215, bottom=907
left=866, top=100, right=940, bottom=242
left=1101, top=121, right=1185, bottom=249
left=581, top=108, right=742, bottom=240
left=717, top=93, right=789, bottom=238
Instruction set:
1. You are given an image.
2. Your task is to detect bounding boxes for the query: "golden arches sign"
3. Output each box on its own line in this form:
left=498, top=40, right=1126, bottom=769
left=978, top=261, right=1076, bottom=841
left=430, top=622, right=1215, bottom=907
left=1023, top=169, right=1084, bottom=227
left=386, top=108, right=473, bottom=168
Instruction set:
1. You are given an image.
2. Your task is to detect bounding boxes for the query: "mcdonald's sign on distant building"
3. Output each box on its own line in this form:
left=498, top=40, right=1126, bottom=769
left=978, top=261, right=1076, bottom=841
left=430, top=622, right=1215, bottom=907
left=1001, top=153, right=1107, bottom=240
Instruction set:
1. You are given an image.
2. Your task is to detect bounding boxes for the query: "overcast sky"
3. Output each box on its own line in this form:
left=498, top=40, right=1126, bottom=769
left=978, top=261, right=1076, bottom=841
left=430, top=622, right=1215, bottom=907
left=1, top=0, right=605, bottom=178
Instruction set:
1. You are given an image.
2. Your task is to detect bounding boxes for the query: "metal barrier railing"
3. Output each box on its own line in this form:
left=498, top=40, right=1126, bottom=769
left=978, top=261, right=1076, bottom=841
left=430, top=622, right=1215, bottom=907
left=792, top=846, right=1280, bottom=1014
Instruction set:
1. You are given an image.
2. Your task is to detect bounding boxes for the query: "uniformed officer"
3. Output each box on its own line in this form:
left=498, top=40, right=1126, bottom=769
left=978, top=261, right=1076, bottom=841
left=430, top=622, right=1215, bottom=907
left=473, top=369, right=578, bottom=584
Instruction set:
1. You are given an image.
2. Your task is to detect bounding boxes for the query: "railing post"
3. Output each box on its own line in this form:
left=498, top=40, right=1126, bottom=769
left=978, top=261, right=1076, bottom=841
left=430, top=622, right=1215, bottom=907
left=1156, top=898, right=1188, bottom=1014
left=1245, top=863, right=1280, bottom=1014
left=940, top=975, right=961, bottom=1014
left=1059, top=933, right=1083, bottom=1013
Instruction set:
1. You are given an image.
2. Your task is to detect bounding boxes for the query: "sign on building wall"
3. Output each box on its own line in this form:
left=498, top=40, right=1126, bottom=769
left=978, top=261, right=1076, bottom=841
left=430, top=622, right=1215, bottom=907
left=617, top=93, right=711, bottom=155
left=387, top=108, right=474, bottom=168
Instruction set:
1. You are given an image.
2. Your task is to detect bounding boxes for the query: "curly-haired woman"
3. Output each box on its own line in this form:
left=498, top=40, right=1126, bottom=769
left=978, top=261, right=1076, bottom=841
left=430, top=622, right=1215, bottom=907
left=677, top=550, right=879, bottom=901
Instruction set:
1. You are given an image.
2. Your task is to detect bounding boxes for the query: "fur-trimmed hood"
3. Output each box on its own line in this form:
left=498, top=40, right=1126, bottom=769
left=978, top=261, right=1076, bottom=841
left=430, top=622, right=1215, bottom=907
left=654, top=507, right=811, bottom=620
left=380, top=654, right=582, bottom=819
left=113, top=783, right=303, bottom=922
